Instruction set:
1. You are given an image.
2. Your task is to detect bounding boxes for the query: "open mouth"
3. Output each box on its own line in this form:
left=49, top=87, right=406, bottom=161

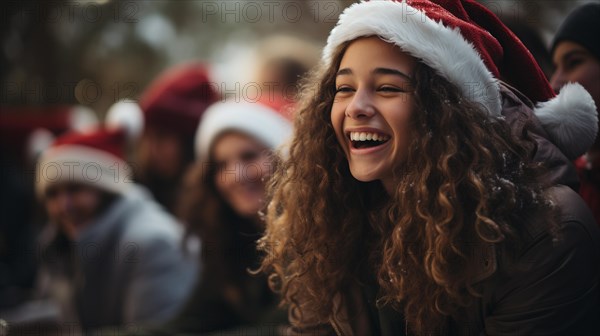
left=348, top=131, right=390, bottom=149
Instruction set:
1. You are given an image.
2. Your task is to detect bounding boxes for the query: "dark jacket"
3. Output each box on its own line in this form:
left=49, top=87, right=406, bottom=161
left=285, top=84, right=600, bottom=335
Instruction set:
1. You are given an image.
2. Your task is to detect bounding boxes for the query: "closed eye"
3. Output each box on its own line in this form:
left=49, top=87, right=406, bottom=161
left=335, top=86, right=354, bottom=94
left=240, top=150, right=261, bottom=162
left=564, top=58, right=583, bottom=71
left=378, top=86, right=404, bottom=93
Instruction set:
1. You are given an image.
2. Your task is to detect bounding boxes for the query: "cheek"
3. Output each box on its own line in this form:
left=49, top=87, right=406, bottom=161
left=569, top=63, right=600, bottom=88
left=45, top=200, right=58, bottom=217
left=330, top=104, right=347, bottom=144
left=255, top=157, right=273, bottom=180
left=154, top=139, right=182, bottom=167
left=76, top=193, right=101, bottom=216
left=578, top=66, right=600, bottom=103
left=214, top=171, right=230, bottom=196
left=243, top=162, right=260, bottom=181
left=136, top=137, right=152, bottom=161
left=388, top=102, right=415, bottom=151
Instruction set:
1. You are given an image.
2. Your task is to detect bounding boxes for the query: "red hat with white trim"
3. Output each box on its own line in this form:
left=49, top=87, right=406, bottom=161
left=323, top=0, right=598, bottom=160
left=195, top=100, right=293, bottom=159
left=140, top=63, right=219, bottom=140
left=36, top=101, right=142, bottom=199
left=1, top=105, right=98, bottom=161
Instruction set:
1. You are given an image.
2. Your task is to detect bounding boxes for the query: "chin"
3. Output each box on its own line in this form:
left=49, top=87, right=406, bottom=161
left=351, top=174, right=377, bottom=183
left=349, top=166, right=383, bottom=183
left=234, top=203, right=261, bottom=218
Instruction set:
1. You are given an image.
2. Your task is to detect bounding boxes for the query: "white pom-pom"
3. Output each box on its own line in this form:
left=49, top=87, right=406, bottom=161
left=105, top=99, right=144, bottom=141
left=27, top=128, right=55, bottom=162
left=69, top=105, right=98, bottom=132
left=534, top=82, right=598, bottom=160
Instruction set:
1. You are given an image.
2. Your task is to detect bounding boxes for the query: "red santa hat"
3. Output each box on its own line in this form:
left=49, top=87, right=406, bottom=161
left=35, top=102, right=142, bottom=199
left=140, top=63, right=219, bottom=140
left=195, top=100, right=292, bottom=159
left=1, top=105, right=98, bottom=161
left=323, top=0, right=598, bottom=160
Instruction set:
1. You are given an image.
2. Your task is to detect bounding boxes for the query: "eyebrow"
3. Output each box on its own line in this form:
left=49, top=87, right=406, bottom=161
left=336, top=67, right=412, bottom=81
left=373, top=67, right=412, bottom=81
left=336, top=68, right=353, bottom=76
left=555, top=49, right=588, bottom=65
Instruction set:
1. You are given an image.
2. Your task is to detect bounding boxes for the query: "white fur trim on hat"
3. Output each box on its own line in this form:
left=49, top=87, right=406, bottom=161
left=195, top=101, right=292, bottom=158
left=322, top=0, right=502, bottom=116
left=534, top=82, right=598, bottom=160
left=36, top=145, right=133, bottom=198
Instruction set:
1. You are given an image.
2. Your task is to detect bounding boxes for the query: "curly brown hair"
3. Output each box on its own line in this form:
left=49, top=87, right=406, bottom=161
left=258, top=40, right=556, bottom=334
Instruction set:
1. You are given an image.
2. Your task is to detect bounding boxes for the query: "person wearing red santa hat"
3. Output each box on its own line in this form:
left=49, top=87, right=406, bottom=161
left=13, top=113, right=200, bottom=333
left=258, top=0, right=600, bottom=335
left=133, top=100, right=292, bottom=335
left=0, top=105, right=98, bottom=309
left=133, top=63, right=219, bottom=214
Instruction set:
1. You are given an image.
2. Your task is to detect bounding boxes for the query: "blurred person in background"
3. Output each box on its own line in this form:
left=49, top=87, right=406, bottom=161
left=135, top=63, right=219, bottom=214
left=550, top=2, right=600, bottom=225
left=253, top=35, right=319, bottom=117
left=3, top=114, right=199, bottom=333
left=0, top=106, right=98, bottom=309
left=141, top=100, right=291, bottom=335
left=256, top=56, right=308, bottom=115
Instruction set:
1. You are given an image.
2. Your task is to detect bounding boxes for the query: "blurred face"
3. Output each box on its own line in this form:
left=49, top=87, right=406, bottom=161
left=331, top=37, right=417, bottom=194
left=551, top=41, right=600, bottom=112
left=44, top=183, right=104, bottom=239
left=137, top=129, right=185, bottom=179
left=212, top=132, right=272, bottom=218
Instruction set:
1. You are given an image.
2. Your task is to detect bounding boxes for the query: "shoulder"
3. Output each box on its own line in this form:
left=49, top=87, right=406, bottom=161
left=116, top=189, right=188, bottom=253
left=115, top=197, right=199, bottom=276
left=545, top=184, right=600, bottom=247
left=513, top=185, right=600, bottom=262
left=493, top=184, right=600, bottom=286
left=480, top=185, right=600, bottom=334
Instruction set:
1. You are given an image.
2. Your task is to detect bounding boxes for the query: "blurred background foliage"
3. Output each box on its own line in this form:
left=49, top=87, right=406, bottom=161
left=1, top=0, right=597, bottom=117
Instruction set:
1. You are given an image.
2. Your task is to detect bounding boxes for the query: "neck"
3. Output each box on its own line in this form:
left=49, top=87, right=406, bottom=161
left=381, top=175, right=400, bottom=196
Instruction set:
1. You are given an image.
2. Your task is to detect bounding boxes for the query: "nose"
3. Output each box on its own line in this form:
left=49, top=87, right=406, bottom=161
left=219, top=161, right=248, bottom=186
left=345, top=89, right=376, bottom=119
left=550, top=69, right=566, bottom=94
left=55, top=190, right=74, bottom=212
left=46, top=188, right=73, bottom=216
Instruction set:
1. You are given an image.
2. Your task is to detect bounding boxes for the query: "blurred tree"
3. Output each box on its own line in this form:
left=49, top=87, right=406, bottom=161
left=1, top=0, right=591, bottom=115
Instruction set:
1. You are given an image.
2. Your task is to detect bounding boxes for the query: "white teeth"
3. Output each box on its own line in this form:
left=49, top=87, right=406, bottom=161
left=349, top=131, right=389, bottom=142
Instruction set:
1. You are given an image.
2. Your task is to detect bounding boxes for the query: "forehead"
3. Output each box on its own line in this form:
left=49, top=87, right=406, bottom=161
left=211, top=131, right=265, bottom=158
left=45, top=182, right=100, bottom=199
left=339, top=36, right=417, bottom=70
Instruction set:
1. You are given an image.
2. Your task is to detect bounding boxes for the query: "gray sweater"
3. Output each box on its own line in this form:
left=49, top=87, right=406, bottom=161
left=34, top=185, right=200, bottom=331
